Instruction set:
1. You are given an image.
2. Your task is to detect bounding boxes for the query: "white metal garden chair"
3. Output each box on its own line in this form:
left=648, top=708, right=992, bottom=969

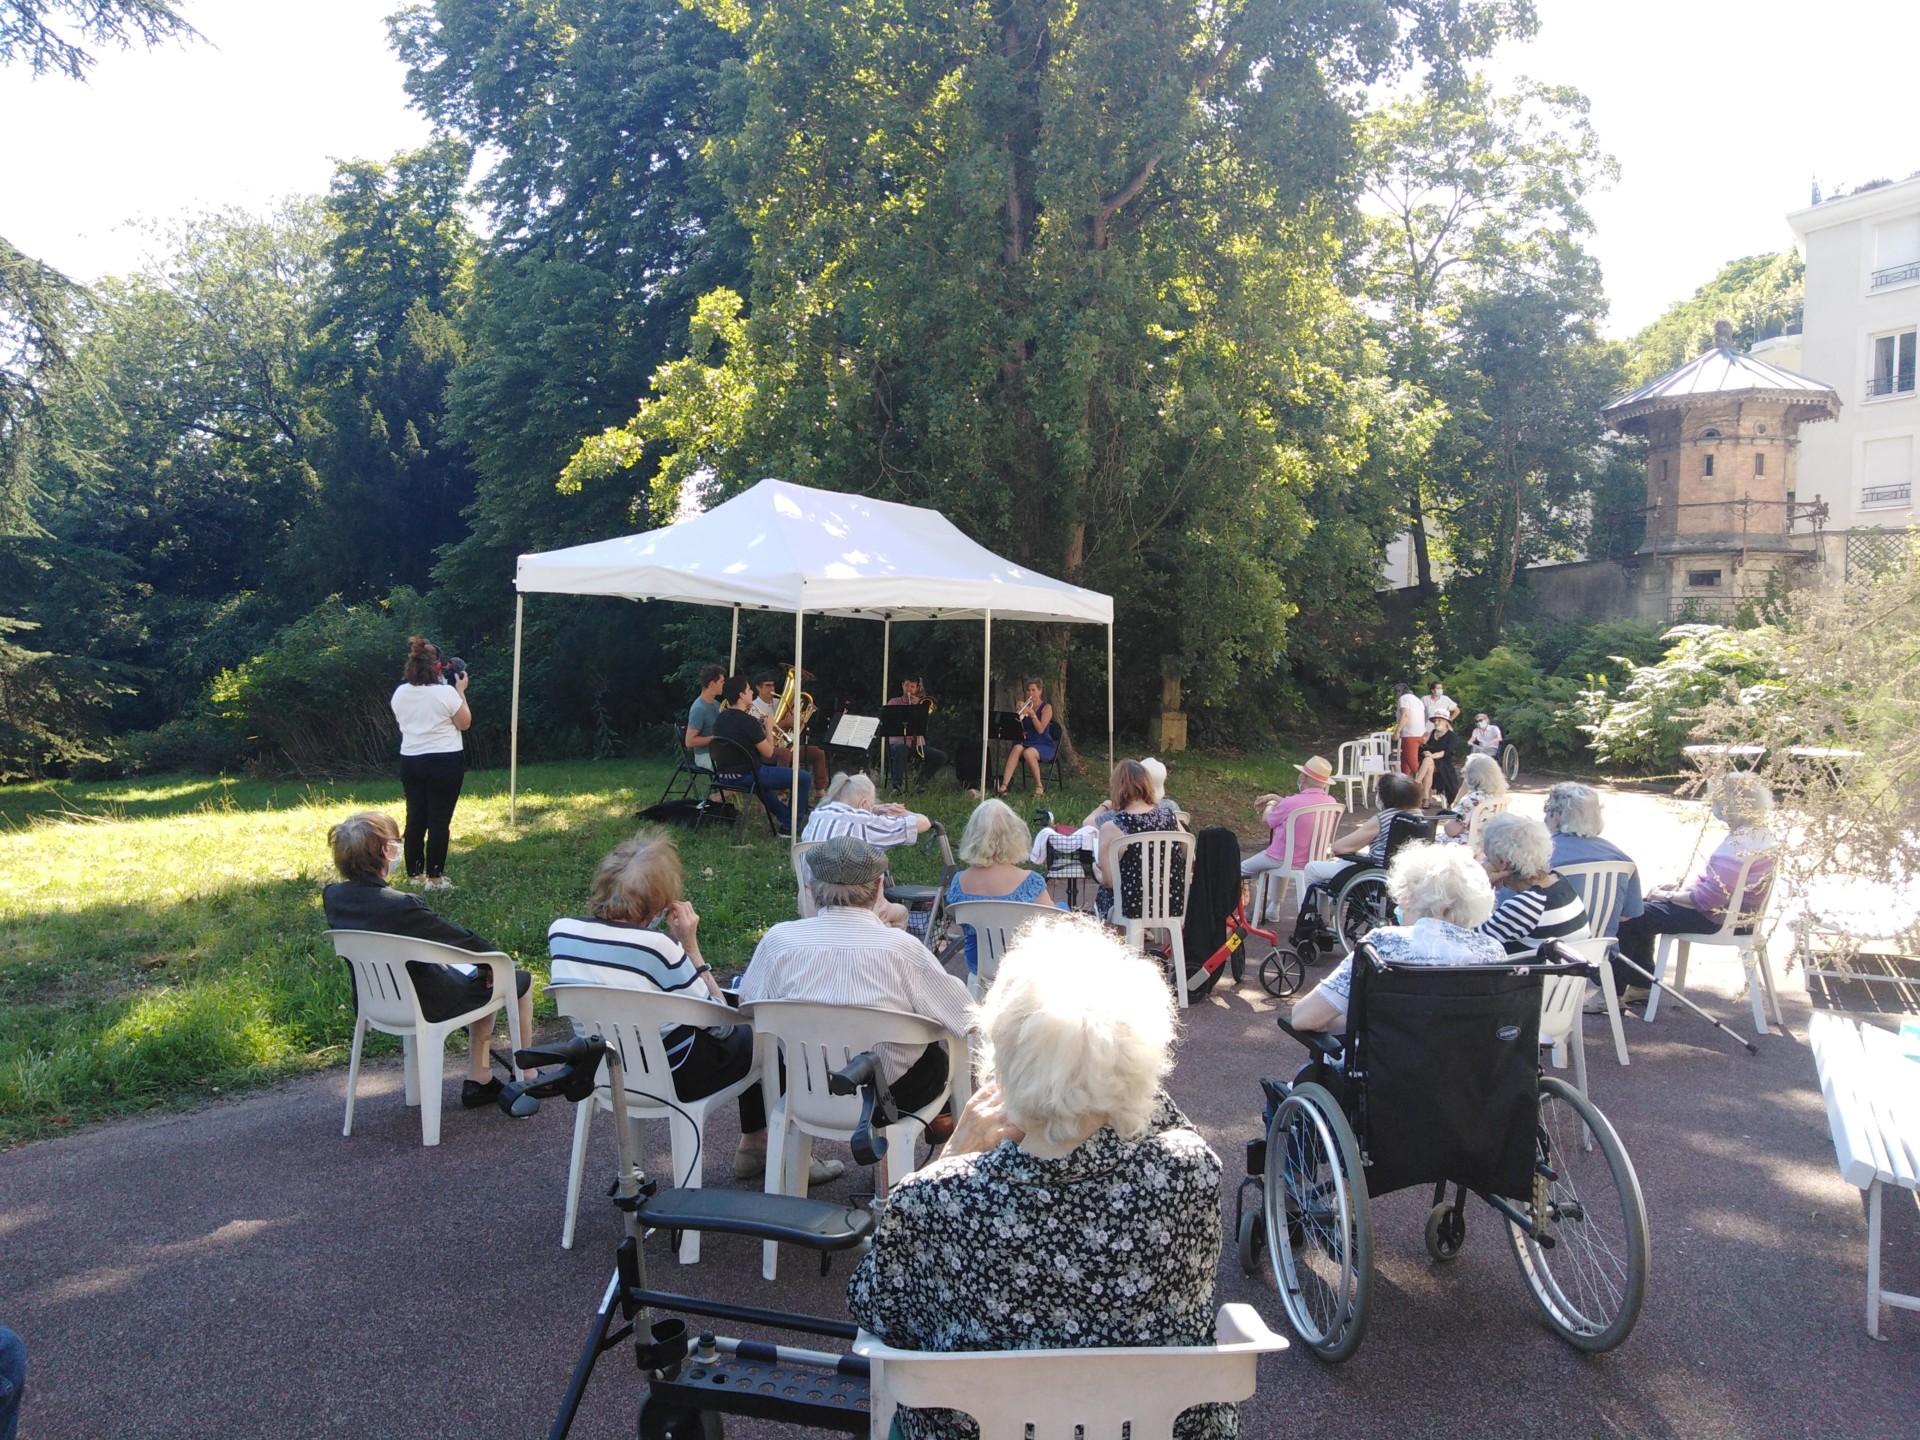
left=856, top=1303, right=1286, bottom=1440
left=1108, top=831, right=1198, bottom=1007
left=547, top=982, right=761, bottom=1263
left=326, top=929, right=524, bottom=1148
left=743, top=1000, right=965, bottom=1279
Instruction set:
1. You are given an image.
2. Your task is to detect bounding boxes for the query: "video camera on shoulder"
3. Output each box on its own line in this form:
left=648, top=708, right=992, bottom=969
left=438, top=653, right=468, bottom=684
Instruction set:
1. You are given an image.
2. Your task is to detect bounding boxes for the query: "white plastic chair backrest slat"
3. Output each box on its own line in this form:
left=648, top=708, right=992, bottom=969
left=1334, top=740, right=1361, bottom=777
left=1555, top=860, right=1636, bottom=939
left=857, top=1303, right=1285, bottom=1440
left=1537, top=972, right=1585, bottom=1049
left=1463, top=791, right=1511, bottom=851
left=1109, top=832, right=1195, bottom=924
left=946, top=899, right=1062, bottom=994
left=326, top=930, right=509, bottom=1030
left=1282, top=803, right=1342, bottom=868
left=548, top=983, right=745, bottom=1104
left=743, top=1000, right=949, bottom=1133
left=792, top=840, right=825, bottom=918
left=1712, top=852, right=1775, bottom=938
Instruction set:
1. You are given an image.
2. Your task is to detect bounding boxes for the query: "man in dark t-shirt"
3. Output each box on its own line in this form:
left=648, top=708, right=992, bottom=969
left=711, top=675, right=812, bottom=833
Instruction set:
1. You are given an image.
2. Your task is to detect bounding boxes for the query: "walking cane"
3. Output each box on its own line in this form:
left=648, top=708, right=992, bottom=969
left=1607, top=946, right=1759, bottom=1056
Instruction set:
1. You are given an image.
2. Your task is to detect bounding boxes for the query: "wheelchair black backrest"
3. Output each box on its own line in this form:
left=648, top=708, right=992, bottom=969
left=1339, top=942, right=1554, bottom=1202
left=1379, top=810, right=1437, bottom=865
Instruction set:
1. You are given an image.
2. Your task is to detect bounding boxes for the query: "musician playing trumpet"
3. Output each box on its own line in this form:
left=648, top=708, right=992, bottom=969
left=997, top=678, right=1057, bottom=798
left=752, top=672, right=829, bottom=792
left=884, top=675, right=948, bottom=790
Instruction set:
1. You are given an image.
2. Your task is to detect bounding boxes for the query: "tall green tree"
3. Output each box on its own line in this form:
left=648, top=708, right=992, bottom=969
left=1352, top=74, right=1617, bottom=603
left=1628, top=251, right=1804, bottom=385
left=565, top=0, right=1524, bottom=739
left=0, top=0, right=190, bottom=77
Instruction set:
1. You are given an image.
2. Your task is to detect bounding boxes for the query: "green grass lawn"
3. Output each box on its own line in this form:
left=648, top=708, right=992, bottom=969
left=0, top=747, right=1307, bottom=1147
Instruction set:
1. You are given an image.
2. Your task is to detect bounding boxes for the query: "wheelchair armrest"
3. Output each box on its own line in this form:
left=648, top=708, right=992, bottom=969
left=1276, top=1017, right=1344, bottom=1060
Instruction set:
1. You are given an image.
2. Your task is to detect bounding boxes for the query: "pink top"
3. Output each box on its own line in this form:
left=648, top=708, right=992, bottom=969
left=1689, top=830, right=1776, bottom=924
left=1262, top=792, right=1342, bottom=865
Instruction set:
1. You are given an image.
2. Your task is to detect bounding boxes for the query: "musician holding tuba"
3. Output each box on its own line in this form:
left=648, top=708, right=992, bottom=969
left=884, top=674, right=948, bottom=790
left=751, top=670, right=829, bottom=792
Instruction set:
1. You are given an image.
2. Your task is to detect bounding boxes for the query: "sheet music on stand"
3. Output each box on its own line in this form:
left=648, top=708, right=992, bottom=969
left=829, top=713, right=880, bottom=750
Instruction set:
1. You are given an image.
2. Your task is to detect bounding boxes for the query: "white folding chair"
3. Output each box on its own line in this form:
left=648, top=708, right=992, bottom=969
left=1250, top=803, right=1341, bottom=925
left=325, top=929, right=523, bottom=1148
left=1557, top=859, right=1638, bottom=1066
left=743, top=1000, right=965, bottom=1279
left=945, top=898, right=1062, bottom=998
left=546, top=983, right=759, bottom=1262
left=792, top=839, right=825, bottom=918
left=856, top=1303, right=1286, bottom=1440
left=1108, top=831, right=1198, bottom=1008
left=1645, top=854, right=1783, bottom=1034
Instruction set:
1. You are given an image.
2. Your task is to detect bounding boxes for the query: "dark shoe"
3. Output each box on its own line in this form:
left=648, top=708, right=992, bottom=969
left=925, top=1112, right=956, bottom=1144
left=461, top=1077, right=503, bottom=1109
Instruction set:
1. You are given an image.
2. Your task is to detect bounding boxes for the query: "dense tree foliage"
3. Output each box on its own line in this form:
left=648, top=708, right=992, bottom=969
left=0, top=0, right=190, bottom=78
left=1627, top=251, right=1804, bottom=386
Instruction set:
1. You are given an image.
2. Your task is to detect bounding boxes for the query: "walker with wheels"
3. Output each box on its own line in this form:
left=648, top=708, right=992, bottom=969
left=1235, top=941, right=1649, bottom=1362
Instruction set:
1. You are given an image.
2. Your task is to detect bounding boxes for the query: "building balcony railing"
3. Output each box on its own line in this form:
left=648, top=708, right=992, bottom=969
left=1872, top=259, right=1920, bottom=289
left=1865, top=373, right=1916, bottom=398
left=1861, top=483, right=1912, bottom=509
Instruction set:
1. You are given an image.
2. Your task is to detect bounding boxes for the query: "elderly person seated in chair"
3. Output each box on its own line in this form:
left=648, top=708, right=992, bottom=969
left=547, top=827, right=843, bottom=1188
left=1476, top=813, right=1589, bottom=960
left=321, top=810, right=535, bottom=1112
left=1541, top=782, right=1644, bottom=924
left=1299, top=772, right=1421, bottom=894
left=946, top=798, right=1063, bottom=982
left=1290, top=843, right=1506, bottom=1034
left=1243, top=755, right=1342, bottom=914
left=1437, top=752, right=1508, bottom=844
left=739, top=836, right=972, bottom=1137
left=849, top=917, right=1236, bottom=1440
left=801, top=771, right=931, bottom=846
left=1609, top=772, right=1776, bottom=1006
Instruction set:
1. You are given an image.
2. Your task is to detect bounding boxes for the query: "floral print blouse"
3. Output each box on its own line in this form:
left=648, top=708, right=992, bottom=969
left=1094, top=802, right=1185, bottom=921
left=846, top=1092, right=1235, bottom=1440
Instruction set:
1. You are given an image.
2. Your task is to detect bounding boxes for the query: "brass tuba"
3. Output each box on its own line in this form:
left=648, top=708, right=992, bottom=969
left=772, top=664, right=816, bottom=746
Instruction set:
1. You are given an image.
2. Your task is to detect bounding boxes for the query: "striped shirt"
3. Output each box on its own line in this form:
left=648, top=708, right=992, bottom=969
left=1478, top=878, right=1590, bottom=959
left=737, top=907, right=972, bottom=1081
left=547, top=915, right=727, bottom=1070
left=799, top=801, right=923, bottom=848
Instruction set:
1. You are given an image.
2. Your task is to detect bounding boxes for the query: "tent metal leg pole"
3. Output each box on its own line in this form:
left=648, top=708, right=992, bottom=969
left=1106, top=622, right=1114, bottom=774
left=979, top=610, right=992, bottom=796
left=729, top=605, right=740, bottom=676
left=881, top=617, right=890, bottom=708
left=791, top=608, right=803, bottom=844
left=509, top=593, right=525, bottom=826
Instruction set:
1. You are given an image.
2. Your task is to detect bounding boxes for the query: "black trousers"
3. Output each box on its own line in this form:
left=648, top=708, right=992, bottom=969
left=888, top=741, right=948, bottom=789
left=1610, top=897, right=1724, bottom=993
left=399, top=750, right=465, bottom=878
left=674, top=1026, right=767, bottom=1134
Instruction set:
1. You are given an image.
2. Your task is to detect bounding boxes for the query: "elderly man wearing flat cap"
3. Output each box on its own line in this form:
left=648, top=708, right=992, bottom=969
left=1242, top=756, right=1344, bottom=922
left=734, top=835, right=972, bottom=1179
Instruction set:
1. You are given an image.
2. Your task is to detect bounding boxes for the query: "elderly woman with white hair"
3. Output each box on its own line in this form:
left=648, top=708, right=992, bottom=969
left=1609, top=772, right=1776, bottom=1002
left=944, top=799, right=1062, bottom=980
left=1475, top=812, right=1589, bottom=959
left=1290, top=842, right=1506, bottom=1033
left=1541, top=782, right=1644, bottom=925
left=1437, top=752, right=1508, bottom=844
left=848, top=918, right=1235, bottom=1440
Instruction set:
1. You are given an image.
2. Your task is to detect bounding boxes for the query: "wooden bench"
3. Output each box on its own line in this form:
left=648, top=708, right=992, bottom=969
left=1808, top=1011, right=1920, bottom=1338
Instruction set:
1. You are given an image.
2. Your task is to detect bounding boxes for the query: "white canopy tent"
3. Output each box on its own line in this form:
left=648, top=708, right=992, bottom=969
left=508, top=479, right=1115, bottom=831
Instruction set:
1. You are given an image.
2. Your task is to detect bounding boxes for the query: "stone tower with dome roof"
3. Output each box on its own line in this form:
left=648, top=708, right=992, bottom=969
left=1601, top=320, right=1842, bottom=620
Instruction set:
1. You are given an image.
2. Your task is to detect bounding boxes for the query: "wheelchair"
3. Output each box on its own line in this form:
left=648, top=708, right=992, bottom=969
left=1236, top=941, right=1649, bottom=1362
left=1277, top=812, right=1437, bottom=970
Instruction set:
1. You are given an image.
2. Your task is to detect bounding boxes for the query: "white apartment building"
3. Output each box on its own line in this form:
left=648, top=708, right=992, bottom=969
left=1786, top=173, right=1920, bottom=538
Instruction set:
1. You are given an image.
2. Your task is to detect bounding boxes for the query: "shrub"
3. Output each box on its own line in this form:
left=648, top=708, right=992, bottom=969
left=1578, top=624, right=1783, bottom=770
left=212, top=589, right=440, bottom=776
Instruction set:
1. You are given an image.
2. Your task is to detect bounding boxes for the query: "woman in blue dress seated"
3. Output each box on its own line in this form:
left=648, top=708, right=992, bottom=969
left=848, top=917, right=1236, bottom=1440
left=996, top=679, right=1056, bottom=797
left=944, top=799, right=1063, bottom=980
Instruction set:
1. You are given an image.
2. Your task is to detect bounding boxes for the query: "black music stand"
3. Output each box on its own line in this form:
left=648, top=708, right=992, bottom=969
left=825, top=712, right=879, bottom=777
left=878, top=704, right=930, bottom=790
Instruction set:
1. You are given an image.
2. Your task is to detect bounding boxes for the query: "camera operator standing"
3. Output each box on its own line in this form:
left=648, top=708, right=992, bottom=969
left=391, top=636, right=471, bottom=890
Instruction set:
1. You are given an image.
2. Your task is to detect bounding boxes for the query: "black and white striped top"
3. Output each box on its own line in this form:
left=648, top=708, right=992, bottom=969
left=548, top=916, right=720, bottom=1070
left=1478, top=877, right=1590, bottom=959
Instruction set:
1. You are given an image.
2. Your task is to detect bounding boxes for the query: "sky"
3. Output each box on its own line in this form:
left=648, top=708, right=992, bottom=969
left=3, top=0, right=1919, bottom=337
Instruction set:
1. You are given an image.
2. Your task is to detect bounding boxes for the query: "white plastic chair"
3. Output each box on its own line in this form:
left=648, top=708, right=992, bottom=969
left=1461, top=790, right=1511, bottom=853
left=1645, top=853, right=1783, bottom=1034
left=546, top=983, right=760, bottom=1263
left=792, top=839, right=825, bottom=918
left=1329, top=740, right=1386, bottom=811
left=1107, top=831, right=1198, bottom=1008
left=326, top=929, right=523, bottom=1148
left=1536, top=970, right=1594, bottom=1149
left=945, top=898, right=1062, bottom=997
left=856, top=1303, right=1286, bottom=1440
left=1249, top=802, right=1342, bottom=925
left=1556, top=860, right=1639, bottom=1067
left=743, top=1000, right=965, bottom=1279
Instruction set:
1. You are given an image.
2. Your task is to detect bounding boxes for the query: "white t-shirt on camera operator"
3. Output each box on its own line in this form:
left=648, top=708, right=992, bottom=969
left=392, top=682, right=466, bottom=756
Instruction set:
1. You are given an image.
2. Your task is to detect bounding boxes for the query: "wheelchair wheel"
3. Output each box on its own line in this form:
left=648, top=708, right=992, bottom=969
left=1506, top=1076, right=1649, bottom=1353
left=1424, top=1201, right=1466, bottom=1262
left=1237, top=1209, right=1263, bottom=1277
left=1501, top=742, right=1520, bottom=782
left=1336, top=875, right=1391, bottom=949
left=1263, top=1081, right=1372, bottom=1363
left=1260, top=947, right=1306, bottom=998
